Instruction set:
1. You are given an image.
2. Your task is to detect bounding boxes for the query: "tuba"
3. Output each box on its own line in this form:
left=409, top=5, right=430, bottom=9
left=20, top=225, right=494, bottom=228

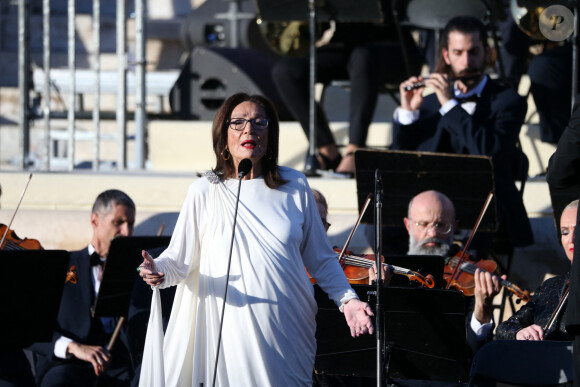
left=510, top=0, right=575, bottom=41
left=256, top=18, right=332, bottom=57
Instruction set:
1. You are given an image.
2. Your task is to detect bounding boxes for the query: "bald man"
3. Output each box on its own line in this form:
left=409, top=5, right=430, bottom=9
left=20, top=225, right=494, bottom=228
left=370, top=190, right=503, bottom=357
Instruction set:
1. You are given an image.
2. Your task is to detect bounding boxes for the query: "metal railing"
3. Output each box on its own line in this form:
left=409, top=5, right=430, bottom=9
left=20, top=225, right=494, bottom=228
left=17, top=0, right=147, bottom=171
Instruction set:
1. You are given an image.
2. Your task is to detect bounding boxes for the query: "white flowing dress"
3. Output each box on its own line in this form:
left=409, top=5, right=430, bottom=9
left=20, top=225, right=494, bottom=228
left=139, top=166, right=357, bottom=387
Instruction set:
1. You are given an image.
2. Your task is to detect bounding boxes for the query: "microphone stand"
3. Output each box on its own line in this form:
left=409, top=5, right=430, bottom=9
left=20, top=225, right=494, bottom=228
left=212, top=164, right=249, bottom=387
left=573, top=0, right=579, bottom=108
left=373, top=169, right=384, bottom=386
left=303, top=0, right=321, bottom=176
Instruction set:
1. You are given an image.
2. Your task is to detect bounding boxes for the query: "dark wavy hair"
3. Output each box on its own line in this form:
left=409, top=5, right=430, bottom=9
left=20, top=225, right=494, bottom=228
left=212, top=93, right=287, bottom=189
left=433, top=16, right=489, bottom=75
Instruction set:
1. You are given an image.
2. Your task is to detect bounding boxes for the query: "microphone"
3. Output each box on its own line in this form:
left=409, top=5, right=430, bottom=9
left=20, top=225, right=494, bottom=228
left=238, top=158, right=253, bottom=179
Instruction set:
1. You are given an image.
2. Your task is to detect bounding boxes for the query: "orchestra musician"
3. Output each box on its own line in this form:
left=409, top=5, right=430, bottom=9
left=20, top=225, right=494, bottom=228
left=496, top=199, right=577, bottom=341
left=311, top=189, right=331, bottom=233
left=136, top=93, right=374, bottom=386
left=0, top=183, right=36, bottom=387
left=369, top=190, right=503, bottom=358
left=271, top=0, right=423, bottom=176
left=31, top=189, right=136, bottom=387
left=546, top=95, right=580, bottom=384
left=390, top=15, right=534, bottom=253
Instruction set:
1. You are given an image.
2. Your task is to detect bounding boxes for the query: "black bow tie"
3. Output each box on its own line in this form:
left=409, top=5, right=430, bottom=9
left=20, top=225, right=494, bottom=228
left=90, top=252, right=104, bottom=267
left=456, top=94, right=479, bottom=104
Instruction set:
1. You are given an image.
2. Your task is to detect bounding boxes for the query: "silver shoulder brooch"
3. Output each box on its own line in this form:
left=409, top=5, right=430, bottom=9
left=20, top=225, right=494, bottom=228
left=202, top=170, right=222, bottom=184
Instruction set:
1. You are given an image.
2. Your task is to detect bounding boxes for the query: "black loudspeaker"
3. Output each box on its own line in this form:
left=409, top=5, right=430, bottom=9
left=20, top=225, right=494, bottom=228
left=169, top=46, right=292, bottom=121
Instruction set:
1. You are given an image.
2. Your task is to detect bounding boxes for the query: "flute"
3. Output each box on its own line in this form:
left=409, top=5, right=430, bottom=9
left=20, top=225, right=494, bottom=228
left=403, top=73, right=482, bottom=91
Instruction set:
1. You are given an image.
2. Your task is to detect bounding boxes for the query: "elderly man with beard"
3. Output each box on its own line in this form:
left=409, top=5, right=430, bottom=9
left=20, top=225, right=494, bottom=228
left=391, top=15, right=533, bottom=256
left=370, top=190, right=503, bottom=357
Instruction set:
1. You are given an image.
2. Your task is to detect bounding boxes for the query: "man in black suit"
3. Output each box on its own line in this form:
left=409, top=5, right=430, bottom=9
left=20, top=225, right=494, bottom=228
left=271, top=0, right=423, bottom=175
left=391, top=15, right=533, bottom=252
left=32, top=189, right=136, bottom=387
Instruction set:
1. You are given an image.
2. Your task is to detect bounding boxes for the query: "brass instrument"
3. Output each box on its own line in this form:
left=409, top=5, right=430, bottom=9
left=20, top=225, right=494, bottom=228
left=256, top=18, right=328, bottom=57
left=510, top=0, right=574, bottom=41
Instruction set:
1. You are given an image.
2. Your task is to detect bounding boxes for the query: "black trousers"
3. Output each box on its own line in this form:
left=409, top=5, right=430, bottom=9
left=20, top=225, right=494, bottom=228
left=528, top=43, right=573, bottom=144
left=272, top=41, right=420, bottom=149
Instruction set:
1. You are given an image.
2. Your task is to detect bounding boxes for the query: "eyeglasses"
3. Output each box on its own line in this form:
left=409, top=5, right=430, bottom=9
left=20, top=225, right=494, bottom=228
left=409, top=219, right=453, bottom=235
left=228, top=117, right=269, bottom=131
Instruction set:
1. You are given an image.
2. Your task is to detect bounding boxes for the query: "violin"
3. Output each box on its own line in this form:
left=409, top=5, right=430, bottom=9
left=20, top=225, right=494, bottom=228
left=444, top=251, right=529, bottom=302
left=307, top=248, right=435, bottom=288
left=0, top=174, right=42, bottom=251
left=0, top=223, right=43, bottom=250
left=0, top=174, right=74, bottom=285
left=443, top=192, right=529, bottom=302
left=308, top=192, right=435, bottom=288
left=338, top=248, right=435, bottom=288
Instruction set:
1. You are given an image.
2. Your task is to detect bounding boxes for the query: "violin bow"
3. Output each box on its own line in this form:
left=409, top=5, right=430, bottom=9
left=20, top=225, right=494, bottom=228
left=107, top=316, right=126, bottom=351
left=0, top=173, right=33, bottom=249
left=337, top=193, right=372, bottom=262
left=445, top=191, right=494, bottom=289
left=543, top=281, right=570, bottom=333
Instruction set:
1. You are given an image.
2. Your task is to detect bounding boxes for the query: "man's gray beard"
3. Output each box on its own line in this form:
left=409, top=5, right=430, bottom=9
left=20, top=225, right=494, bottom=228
left=408, top=234, right=453, bottom=256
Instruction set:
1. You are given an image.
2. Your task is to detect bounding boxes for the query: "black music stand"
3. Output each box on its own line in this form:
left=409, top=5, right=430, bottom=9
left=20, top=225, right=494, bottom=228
left=92, top=236, right=170, bottom=318
left=255, top=0, right=383, bottom=176
left=354, top=149, right=497, bottom=231
left=314, top=284, right=468, bottom=383
left=0, top=250, right=69, bottom=347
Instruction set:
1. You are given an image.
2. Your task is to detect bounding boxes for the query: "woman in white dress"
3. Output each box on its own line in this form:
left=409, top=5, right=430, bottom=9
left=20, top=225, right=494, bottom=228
left=137, top=93, right=375, bottom=386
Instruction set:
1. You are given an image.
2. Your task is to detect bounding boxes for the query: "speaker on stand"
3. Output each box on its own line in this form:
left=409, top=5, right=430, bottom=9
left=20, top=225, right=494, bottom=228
left=169, top=46, right=292, bottom=121
left=170, top=0, right=291, bottom=120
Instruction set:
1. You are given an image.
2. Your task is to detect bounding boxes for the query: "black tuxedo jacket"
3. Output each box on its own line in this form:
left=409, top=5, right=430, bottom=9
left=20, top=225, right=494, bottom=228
left=391, top=79, right=534, bottom=247
left=31, top=248, right=132, bottom=383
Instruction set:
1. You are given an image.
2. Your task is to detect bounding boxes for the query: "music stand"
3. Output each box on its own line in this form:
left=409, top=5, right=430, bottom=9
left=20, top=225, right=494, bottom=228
left=92, top=236, right=171, bottom=318
left=314, top=284, right=468, bottom=383
left=0, top=250, right=69, bottom=347
left=354, top=149, right=497, bottom=231
left=255, top=0, right=383, bottom=175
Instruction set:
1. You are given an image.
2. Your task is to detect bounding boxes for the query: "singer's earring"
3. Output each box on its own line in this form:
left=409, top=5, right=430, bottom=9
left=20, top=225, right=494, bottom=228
left=222, top=146, right=231, bottom=161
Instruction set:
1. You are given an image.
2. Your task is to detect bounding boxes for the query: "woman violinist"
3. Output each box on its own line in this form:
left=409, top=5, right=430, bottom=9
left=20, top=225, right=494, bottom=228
left=496, top=199, right=578, bottom=341
left=368, top=190, right=503, bottom=357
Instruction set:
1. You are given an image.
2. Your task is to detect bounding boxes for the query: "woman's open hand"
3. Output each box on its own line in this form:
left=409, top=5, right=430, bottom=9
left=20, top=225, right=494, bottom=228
left=343, top=299, right=374, bottom=338
left=138, top=250, right=165, bottom=286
